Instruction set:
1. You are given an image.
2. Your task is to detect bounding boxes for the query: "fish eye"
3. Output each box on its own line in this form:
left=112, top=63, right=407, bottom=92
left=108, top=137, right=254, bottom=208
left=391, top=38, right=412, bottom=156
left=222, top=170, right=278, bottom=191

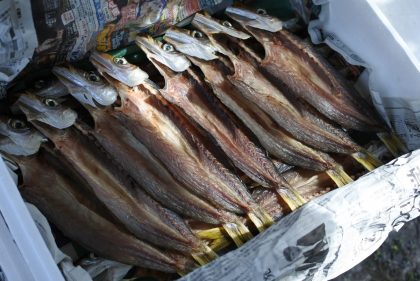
left=34, top=80, right=46, bottom=89
left=8, top=119, right=27, bottom=130
left=222, top=21, right=233, bottom=28
left=86, top=71, right=101, bottom=82
left=113, top=57, right=128, bottom=65
left=192, top=30, right=203, bottom=38
left=43, top=98, right=59, bottom=107
left=162, top=43, right=174, bottom=52
left=257, top=8, right=267, bottom=15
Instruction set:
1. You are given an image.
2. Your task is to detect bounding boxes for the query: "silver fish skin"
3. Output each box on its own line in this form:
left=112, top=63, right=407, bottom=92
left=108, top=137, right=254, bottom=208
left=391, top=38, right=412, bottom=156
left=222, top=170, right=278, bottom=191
left=52, top=66, right=117, bottom=107
left=134, top=36, right=191, bottom=72
left=89, top=51, right=149, bottom=87
left=164, top=27, right=219, bottom=61
left=0, top=116, right=45, bottom=156
left=13, top=92, right=77, bottom=129
left=31, top=121, right=202, bottom=254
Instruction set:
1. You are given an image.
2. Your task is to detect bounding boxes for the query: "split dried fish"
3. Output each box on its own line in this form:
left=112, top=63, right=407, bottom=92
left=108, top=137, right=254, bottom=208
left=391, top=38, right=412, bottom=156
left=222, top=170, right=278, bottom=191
left=53, top=66, right=117, bottom=107
left=31, top=121, right=203, bottom=254
left=7, top=146, right=192, bottom=273
left=191, top=13, right=360, bottom=155
left=136, top=35, right=305, bottom=210
left=225, top=7, right=385, bottom=133
left=0, top=116, right=45, bottom=156
left=12, top=92, right=77, bottom=129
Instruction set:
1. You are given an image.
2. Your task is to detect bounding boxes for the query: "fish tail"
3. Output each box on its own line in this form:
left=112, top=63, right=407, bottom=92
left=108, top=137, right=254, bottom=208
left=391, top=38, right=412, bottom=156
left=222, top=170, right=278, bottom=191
left=391, top=133, right=409, bottom=154
left=377, top=132, right=401, bottom=157
left=275, top=185, right=306, bottom=211
left=223, top=222, right=253, bottom=247
left=191, top=245, right=219, bottom=265
left=210, top=236, right=231, bottom=252
left=352, top=149, right=383, bottom=171
left=326, top=166, right=354, bottom=187
left=196, top=227, right=225, bottom=240
left=247, top=208, right=274, bottom=232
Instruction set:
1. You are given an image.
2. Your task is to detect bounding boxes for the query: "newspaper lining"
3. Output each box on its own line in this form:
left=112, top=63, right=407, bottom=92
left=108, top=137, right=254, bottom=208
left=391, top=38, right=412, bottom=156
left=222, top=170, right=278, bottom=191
left=0, top=0, right=37, bottom=84
left=180, top=150, right=420, bottom=281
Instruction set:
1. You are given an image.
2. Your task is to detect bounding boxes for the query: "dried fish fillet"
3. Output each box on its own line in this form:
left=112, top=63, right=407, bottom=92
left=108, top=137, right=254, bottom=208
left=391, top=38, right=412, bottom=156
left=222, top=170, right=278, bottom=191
left=31, top=121, right=203, bottom=254
left=76, top=106, right=235, bottom=225
left=11, top=147, right=192, bottom=273
left=191, top=13, right=360, bottom=155
left=225, top=7, right=385, bottom=133
left=136, top=36, right=304, bottom=211
left=164, top=28, right=336, bottom=172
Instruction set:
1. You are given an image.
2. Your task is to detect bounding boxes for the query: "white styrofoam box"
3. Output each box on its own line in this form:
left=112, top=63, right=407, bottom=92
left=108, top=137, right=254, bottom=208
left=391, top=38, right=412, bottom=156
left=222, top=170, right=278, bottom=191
left=308, top=0, right=420, bottom=150
left=0, top=158, right=65, bottom=281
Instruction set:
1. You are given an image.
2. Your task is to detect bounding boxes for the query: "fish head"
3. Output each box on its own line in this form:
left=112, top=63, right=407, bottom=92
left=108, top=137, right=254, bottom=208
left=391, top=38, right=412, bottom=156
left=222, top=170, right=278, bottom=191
left=191, top=13, right=250, bottom=56
left=89, top=51, right=149, bottom=87
left=0, top=116, right=46, bottom=156
left=136, top=35, right=191, bottom=74
left=163, top=27, right=219, bottom=61
left=225, top=7, right=284, bottom=33
left=13, top=92, right=77, bottom=129
left=33, top=79, right=69, bottom=98
left=52, top=65, right=117, bottom=107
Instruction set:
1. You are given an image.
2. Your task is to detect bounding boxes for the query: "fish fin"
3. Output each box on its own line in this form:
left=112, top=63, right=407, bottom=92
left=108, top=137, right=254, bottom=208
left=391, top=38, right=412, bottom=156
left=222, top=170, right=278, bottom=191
left=247, top=208, right=274, bottom=232
left=391, top=133, right=409, bottom=154
left=326, top=166, right=354, bottom=187
left=352, top=150, right=383, bottom=171
left=210, top=237, right=231, bottom=252
left=191, top=245, right=218, bottom=265
left=377, top=132, right=400, bottom=157
left=275, top=185, right=306, bottom=211
left=222, top=222, right=253, bottom=247
left=196, top=227, right=224, bottom=240
left=377, top=132, right=408, bottom=157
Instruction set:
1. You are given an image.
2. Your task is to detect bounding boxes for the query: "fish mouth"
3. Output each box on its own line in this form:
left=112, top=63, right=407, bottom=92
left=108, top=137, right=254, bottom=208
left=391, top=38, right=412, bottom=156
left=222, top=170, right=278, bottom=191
left=225, top=7, right=284, bottom=33
left=191, top=13, right=251, bottom=40
left=136, top=35, right=191, bottom=72
left=163, top=28, right=219, bottom=61
left=89, top=51, right=149, bottom=87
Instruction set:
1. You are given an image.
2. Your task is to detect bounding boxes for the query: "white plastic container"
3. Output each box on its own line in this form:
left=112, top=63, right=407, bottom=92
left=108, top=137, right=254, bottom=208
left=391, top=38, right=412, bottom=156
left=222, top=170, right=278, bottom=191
left=0, top=159, right=65, bottom=281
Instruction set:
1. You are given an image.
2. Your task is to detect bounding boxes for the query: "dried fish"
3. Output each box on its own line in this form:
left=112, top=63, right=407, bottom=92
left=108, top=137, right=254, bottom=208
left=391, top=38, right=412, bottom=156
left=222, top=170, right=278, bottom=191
left=96, top=72, right=256, bottom=241
left=53, top=66, right=117, bottom=107
left=191, top=13, right=383, bottom=172
left=8, top=146, right=193, bottom=273
left=136, top=35, right=305, bottom=211
left=191, top=13, right=359, bottom=155
left=12, top=92, right=77, bottom=129
left=0, top=116, right=45, bottom=156
left=78, top=105, right=236, bottom=226
left=31, top=121, right=203, bottom=254
left=225, top=7, right=385, bottom=133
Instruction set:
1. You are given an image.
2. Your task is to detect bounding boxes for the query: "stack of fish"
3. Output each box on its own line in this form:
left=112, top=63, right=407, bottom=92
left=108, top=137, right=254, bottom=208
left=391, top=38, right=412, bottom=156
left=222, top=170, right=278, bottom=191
left=0, top=6, right=406, bottom=277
